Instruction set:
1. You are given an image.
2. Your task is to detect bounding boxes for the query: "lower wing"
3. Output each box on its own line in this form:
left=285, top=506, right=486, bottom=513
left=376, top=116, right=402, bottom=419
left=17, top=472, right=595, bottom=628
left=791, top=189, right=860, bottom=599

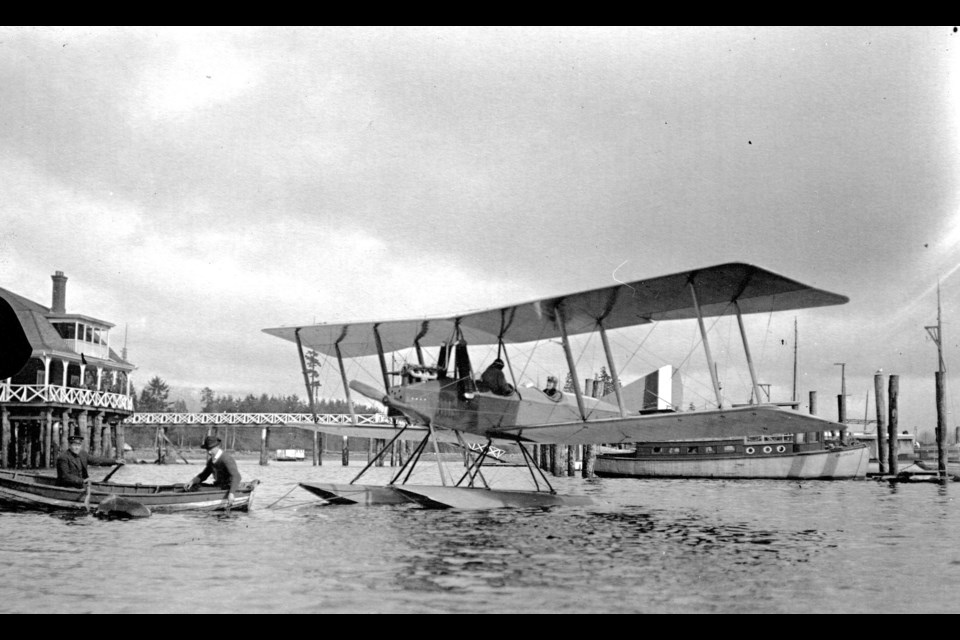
left=491, top=404, right=846, bottom=445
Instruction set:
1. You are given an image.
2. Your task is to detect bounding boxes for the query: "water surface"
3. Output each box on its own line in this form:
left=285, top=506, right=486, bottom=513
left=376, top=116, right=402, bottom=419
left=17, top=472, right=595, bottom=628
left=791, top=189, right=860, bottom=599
left=1, top=459, right=957, bottom=613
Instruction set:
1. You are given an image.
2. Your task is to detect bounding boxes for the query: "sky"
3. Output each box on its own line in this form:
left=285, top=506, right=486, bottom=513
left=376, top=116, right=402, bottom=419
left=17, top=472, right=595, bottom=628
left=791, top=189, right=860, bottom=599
left=1, top=26, right=959, bottom=439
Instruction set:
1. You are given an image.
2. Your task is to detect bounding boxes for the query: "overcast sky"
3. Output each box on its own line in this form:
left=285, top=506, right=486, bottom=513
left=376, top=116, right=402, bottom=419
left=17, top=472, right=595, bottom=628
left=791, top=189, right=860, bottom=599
left=2, top=26, right=958, bottom=437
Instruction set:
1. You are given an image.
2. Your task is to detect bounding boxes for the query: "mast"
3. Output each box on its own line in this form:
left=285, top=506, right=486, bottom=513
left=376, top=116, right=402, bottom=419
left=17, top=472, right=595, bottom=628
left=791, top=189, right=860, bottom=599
left=926, top=281, right=947, bottom=477
left=793, top=317, right=799, bottom=405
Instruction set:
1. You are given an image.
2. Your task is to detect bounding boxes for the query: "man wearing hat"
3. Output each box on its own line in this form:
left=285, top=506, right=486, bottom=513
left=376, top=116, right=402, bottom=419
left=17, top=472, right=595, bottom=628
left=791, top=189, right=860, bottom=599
left=183, top=435, right=241, bottom=507
left=543, top=375, right=561, bottom=400
left=56, top=430, right=122, bottom=488
left=480, top=358, right=515, bottom=396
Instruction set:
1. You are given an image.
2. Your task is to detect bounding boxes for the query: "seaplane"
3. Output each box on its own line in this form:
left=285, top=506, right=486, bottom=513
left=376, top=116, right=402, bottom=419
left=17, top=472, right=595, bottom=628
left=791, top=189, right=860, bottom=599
left=263, top=262, right=856, bottom=509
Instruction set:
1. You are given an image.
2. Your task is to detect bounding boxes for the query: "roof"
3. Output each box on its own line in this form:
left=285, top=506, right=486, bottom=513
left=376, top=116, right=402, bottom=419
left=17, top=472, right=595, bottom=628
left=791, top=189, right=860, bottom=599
left=0, top=285, right=133, bottom=368
left=263, top=262, right=849, bottom=358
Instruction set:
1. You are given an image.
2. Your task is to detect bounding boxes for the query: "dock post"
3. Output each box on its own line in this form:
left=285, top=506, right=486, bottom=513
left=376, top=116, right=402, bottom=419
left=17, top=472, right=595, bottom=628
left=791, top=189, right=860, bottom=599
left=60, top=410, right=70, bottom=453
left=44, top=409, right=54, bottom=468
left=837, top=395, right=846, bottom=424
left=874, top=373, right=888, bottom=475
left=0, top=407, right=8, bottom=469
left=809, top=391, right=817, bottom=415
left=888, top=375, right=899, bottom=474
left=566, top=445, right=576, bottom=477
left=936, top=371, right=947, bottom=478
left=260, top=427, right=270, bottom=466
left=116, top=420, right=126, bottom=463
left=551, top=444, right=566, bottom=476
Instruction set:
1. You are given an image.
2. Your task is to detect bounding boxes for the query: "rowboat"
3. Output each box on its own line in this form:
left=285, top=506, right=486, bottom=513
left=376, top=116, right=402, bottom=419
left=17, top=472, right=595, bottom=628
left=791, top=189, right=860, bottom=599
left=0, top=469, right=260, bottom=513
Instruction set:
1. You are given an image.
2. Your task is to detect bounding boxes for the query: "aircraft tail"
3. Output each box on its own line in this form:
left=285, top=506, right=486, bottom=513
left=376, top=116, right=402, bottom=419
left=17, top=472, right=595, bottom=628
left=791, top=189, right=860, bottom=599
left=601, top=364, right=682, bottom=414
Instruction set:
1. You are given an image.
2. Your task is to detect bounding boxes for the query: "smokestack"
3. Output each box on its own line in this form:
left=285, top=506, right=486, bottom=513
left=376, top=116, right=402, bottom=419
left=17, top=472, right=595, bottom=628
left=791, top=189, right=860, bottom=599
left=51, top=271, right=67, bottom=314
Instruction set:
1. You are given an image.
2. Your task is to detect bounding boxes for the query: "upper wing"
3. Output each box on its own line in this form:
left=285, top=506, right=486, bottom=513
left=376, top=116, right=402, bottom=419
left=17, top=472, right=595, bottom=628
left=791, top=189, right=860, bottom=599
left=491, top=405, right=846, bottom=445
left=263, top=262, right=848, bottom=358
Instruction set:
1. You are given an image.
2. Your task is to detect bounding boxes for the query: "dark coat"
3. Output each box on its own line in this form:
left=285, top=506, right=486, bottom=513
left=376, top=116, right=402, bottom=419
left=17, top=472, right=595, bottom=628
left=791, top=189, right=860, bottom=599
left=193, top=451, right=241, bottom=493
left=56, top=450, right=114, bottom=488
left=481, top=364, right=514, bottom=396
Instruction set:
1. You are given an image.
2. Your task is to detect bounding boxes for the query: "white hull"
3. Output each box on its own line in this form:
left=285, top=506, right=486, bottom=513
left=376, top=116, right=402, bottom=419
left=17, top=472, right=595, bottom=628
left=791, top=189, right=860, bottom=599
left=595, top=445, right=869, bottom=480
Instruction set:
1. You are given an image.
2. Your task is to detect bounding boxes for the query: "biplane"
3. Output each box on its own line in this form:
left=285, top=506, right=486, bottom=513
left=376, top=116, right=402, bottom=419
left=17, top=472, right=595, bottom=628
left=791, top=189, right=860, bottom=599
left=263, top=262, right=856, bottom=509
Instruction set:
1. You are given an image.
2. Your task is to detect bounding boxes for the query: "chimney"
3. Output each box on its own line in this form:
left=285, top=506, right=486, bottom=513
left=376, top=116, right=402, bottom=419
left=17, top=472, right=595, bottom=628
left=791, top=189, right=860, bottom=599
left=51, top=271, right=67, bottom=314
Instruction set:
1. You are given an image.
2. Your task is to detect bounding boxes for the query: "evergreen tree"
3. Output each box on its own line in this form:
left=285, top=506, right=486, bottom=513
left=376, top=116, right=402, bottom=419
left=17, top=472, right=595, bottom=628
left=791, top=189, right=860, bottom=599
left=200, top=387, right=216, bottom=412
left=138, top=376, right=171, bottom=412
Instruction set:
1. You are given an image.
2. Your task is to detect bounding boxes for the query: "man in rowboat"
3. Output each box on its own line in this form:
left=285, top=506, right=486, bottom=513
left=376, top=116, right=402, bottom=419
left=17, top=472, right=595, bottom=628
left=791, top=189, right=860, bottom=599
left=56, top=432, right=123, bottom=488
left=183, top=435, right=241, bottom=507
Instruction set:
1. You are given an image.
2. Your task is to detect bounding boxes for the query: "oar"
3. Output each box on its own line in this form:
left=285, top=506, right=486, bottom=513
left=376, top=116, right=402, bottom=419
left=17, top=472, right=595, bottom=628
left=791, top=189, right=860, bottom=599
left=84, top=480, right=92, bottom=513
left=102, top=463, right=125, bottom=483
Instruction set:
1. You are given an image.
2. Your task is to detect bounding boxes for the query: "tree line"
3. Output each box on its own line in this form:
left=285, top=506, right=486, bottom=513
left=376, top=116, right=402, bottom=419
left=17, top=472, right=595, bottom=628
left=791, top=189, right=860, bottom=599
left=133, top=375, right=380, bottom=415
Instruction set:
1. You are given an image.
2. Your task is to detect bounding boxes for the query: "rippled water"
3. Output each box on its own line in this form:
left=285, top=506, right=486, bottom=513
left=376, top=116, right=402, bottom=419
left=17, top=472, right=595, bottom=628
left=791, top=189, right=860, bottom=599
left=2, top=458, right=959, bottom=614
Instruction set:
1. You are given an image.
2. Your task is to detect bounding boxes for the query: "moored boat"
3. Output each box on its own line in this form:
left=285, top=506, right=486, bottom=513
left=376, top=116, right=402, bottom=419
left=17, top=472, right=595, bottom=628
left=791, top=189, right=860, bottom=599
left=0, top=469, right=260, bottom=512
left=594, top=434, right=869, bottom=480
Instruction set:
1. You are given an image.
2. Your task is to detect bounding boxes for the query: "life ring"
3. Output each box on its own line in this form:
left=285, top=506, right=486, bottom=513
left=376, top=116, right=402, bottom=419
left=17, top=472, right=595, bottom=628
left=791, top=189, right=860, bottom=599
left=745, top=447, right=755, bottom=455
left=763, top=446, right=772, bottom=454
left=776, top=445, right=786, bottom=453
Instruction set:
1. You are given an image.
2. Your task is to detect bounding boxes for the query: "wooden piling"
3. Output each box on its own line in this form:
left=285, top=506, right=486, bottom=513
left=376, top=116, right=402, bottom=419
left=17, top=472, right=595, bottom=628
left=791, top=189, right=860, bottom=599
left=60, top=411, right=69, bottom=453
left=43, top=410, right=53, bottom=468
left=0, top=408, right=7, bottom=469
left=116, top=421, right=125, bottom=463
left=936, top=371, right=947, bottom=477
left=260, top=427, right=270, bottom=466
left=837, top=394, right=846, bottom=424
left=809, top=391, right=817, bottom=415
left=552, top=444, right=567, bottom=476
left=874, top=373, right=887, bottom=475
left=566, top=445, right=576, bottom=477
left=887, top=375, right=899, bottom=474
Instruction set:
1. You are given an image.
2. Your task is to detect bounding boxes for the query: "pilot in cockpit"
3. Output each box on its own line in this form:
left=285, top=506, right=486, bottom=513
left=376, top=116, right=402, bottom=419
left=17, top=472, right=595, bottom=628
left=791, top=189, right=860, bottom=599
left=543, top=375, right=561, bottom=399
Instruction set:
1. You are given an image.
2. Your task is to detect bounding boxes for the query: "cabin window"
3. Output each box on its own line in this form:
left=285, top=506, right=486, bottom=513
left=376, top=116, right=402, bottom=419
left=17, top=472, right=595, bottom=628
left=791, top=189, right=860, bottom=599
left=667, top=447, right=681, bottom=454
left=794, top=433, right=806, bottom=444
left=652, top=447, right=662, bottom=454
left=687, top=446, right=699, bottom=454
left=704, top=446, right=715, bottom=454
left=722, top=445, right=737, bottom=453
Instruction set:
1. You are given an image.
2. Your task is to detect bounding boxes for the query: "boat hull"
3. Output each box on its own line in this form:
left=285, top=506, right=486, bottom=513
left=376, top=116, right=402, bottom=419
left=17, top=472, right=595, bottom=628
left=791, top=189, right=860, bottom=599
left=594, top=444, right=869, bottom=479
left=0, top=470, right=259, bottom=512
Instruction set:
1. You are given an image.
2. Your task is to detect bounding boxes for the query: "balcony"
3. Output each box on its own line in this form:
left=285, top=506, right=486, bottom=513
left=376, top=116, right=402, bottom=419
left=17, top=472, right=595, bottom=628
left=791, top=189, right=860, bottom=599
left=0, top=384, right=134, bottom=412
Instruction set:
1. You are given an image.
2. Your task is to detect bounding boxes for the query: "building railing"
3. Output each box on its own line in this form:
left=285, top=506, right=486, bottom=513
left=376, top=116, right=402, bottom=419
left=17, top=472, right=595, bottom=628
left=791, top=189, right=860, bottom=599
left=125, top=412, right=394, bottom=426
left=0, top=384, right=134, bottom=412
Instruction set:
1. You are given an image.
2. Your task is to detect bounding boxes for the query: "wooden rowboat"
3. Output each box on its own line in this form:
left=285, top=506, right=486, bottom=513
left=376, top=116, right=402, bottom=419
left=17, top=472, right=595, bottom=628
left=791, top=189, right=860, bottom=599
left=0, top=469, right=260, bottom=513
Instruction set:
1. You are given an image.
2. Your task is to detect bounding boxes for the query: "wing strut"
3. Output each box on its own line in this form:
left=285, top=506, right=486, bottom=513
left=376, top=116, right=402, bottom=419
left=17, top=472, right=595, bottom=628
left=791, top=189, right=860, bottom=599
left=689, top=277, right=724, bottom=409
left=334, top=339, right=358, bottom=464
left=556, top=301, right=588, bottom=421
left=734, top=300, right=764, bottom=406
left=372, top=324, right=391, bottom=393
left=295, top=328, right=323, bottom=466
left=598, top=320, right=627, bottom=417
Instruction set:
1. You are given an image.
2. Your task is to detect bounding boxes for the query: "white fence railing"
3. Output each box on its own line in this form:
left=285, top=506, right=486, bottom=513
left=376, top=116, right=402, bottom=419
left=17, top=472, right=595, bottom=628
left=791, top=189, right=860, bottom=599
left=125, top=412, right=394, bottom=426
left=0, top=384, right=134, bottom=412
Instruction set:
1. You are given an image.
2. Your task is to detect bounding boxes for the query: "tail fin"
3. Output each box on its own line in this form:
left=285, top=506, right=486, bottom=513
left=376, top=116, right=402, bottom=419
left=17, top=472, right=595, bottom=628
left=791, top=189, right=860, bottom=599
left=602, top=364, right=682, bottom=414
